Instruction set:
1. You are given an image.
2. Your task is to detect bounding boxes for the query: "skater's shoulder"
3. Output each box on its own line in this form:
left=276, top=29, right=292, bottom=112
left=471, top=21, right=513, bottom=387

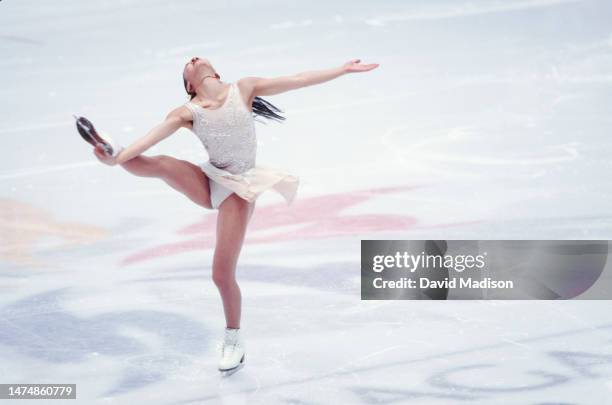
left=236, top=77, right=258, bottom=95
left=165, top=104, right=195, bottom=129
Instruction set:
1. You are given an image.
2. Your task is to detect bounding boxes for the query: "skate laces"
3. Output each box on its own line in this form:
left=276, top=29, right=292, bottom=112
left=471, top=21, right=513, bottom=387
left=221, top=341, right=242, bottom=358
left=219, top=328, right=242, bottom=357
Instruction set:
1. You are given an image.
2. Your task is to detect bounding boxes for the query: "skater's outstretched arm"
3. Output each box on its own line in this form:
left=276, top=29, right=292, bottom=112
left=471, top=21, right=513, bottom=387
left=94, top=107, right=191, bottom=166
left=239, top=59, right=379, bottom=97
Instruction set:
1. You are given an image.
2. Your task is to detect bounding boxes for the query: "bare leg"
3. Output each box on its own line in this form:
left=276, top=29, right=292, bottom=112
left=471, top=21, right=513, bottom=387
left=212, top=194, right=256, bottom=328
left=120, top=155, right=212, bottom=209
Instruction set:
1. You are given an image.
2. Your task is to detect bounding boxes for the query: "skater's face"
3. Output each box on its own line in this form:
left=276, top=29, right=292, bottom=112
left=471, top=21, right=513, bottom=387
left=182, top=56, right=215, bottom=92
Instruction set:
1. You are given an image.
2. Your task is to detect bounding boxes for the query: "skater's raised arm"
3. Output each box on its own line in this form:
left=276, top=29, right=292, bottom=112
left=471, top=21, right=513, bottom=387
left=240, top=59, right=379, bottom=97
left=94, top=107, right=191, bottom=166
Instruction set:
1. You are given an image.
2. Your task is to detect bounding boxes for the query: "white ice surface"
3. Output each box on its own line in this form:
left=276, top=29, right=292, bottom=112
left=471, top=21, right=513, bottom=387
left=1, top=0, right=612, bottom=403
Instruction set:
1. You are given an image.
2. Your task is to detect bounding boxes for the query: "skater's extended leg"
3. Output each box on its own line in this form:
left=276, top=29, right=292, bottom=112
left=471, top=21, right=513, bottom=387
left=212, top=194, right=256, bottom=329
left=120, top=155, right=212, bottom=209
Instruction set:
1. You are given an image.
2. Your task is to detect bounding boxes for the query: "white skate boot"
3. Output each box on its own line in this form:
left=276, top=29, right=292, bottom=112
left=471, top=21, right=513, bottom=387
left=73, top=115, right=124, bottom=158
left=218, top=327, right=246, bottom=375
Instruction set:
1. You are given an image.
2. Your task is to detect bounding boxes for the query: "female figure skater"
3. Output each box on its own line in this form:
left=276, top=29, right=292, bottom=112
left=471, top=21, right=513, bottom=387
left=83, top=57, right=379, bottom=373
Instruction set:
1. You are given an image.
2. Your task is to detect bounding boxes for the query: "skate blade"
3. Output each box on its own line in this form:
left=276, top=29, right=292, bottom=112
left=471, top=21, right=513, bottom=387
left=74, top=115, right=114, bottom=156
left=74, top=117, right=96, bottom=146
left=219, top=355, right=245, bottom=377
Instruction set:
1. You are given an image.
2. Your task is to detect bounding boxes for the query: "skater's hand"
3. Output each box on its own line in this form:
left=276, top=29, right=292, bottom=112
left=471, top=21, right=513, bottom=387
left=93, top=143, right=117, bottom=166
left=342, top=59, right=379, bottom=74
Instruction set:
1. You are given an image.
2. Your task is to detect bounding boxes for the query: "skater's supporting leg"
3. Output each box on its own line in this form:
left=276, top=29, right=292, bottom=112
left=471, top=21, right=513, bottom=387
left=120, top=154, right=213, bottom=209
left=212, top=194, right=256, bottom=329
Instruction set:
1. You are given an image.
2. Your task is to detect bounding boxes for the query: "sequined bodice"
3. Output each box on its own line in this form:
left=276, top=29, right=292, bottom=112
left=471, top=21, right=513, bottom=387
left=184, top=82, right=257, bottom=174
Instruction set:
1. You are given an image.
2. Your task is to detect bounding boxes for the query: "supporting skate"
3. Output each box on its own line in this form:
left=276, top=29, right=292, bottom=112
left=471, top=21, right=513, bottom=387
left=218, top=328, right=246, bottom=376
left=73, top=115, right=122, bottom=157
left=219, top=353, right=245, bottom=376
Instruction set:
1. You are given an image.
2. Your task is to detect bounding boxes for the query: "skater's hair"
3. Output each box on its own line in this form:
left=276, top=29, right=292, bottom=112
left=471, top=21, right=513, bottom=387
left=183, top=77, right=285, bottom=123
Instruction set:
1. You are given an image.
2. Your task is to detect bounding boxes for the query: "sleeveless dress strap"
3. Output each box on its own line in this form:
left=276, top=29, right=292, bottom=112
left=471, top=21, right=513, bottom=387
left=225, top=83, right=236, bottom=107
left=184, top=101, right=201, bottom=126
left=184, top=101, right=197, bottom=114
left=184, top=101, right=198, bottom=118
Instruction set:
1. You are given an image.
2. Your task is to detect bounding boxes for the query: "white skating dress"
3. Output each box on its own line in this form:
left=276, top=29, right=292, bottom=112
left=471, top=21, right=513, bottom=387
left=184, top=82, right=299, bottom=209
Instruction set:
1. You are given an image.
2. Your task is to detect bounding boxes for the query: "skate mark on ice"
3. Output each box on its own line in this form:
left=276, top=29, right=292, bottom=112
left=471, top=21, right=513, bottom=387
left=177, top=322, right=612, bottom=404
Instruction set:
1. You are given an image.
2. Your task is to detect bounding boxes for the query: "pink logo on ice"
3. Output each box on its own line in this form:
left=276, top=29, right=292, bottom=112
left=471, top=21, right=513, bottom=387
left=119, top=185, right=480, bottom=266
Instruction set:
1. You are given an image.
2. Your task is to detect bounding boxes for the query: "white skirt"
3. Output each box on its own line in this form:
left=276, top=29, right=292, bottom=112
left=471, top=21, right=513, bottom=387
left=200, top=161, right=300, bottom=209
